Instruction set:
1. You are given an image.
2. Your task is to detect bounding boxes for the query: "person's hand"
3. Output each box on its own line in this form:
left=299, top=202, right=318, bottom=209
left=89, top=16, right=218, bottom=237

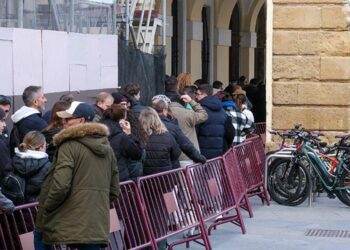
left=119, top=119, right=131, bottom=135
left=180, top=94, right=192, bottom=103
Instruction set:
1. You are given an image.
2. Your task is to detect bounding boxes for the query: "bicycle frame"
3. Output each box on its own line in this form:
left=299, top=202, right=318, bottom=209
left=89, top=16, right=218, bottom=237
left=299, top=142, right=350, bottom=191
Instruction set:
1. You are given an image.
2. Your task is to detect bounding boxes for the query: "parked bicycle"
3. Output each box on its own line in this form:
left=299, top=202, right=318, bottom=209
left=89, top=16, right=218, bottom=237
left=267, top=128, right=350, bottom=206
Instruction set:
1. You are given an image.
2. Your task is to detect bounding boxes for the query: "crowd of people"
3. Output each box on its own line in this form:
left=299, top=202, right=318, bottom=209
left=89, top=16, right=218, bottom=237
left=0, top=73, right=259, bottom=249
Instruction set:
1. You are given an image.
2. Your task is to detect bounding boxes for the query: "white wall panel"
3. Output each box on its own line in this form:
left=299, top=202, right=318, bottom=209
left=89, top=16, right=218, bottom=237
left=0, top=40, right=13, bottom=95
left=12, top=29, right=43, bottom=95
left=0, top=28, right=118, bottom=95
left=42, top=30, right=69, bottom=93
left=99, top=35, right=118, bottom=88
left=0, top=27, right=14, bottom=40
left=69, top=64, right=88, bottom=92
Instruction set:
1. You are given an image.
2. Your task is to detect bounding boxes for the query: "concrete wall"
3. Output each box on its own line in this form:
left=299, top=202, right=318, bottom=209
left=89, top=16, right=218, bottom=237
left=272, top=0, right=350, bottom=139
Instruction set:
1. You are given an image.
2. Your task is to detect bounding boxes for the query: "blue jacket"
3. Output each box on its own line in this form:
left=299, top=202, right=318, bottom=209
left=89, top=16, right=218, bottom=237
left=197, top=96, right=234, bottom=159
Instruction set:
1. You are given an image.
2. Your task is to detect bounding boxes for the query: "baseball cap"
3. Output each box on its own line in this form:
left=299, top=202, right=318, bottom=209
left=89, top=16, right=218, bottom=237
left=56, top=101, right=95, bottom=122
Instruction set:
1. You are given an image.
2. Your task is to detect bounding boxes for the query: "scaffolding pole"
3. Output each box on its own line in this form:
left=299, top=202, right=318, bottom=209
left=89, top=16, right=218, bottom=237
left=70, top=0, right=75, bottom=32
left=17, top=0, right=23, bottom=28
left=126, top=0, right=130, bottom=45
left=112, top=0, right=117, bottom=34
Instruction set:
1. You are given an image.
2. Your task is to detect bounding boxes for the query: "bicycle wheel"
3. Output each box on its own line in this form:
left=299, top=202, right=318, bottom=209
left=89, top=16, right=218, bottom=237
left=336, top=170, right=350, bottom=206
left=268, top=159, right=311, bottom=206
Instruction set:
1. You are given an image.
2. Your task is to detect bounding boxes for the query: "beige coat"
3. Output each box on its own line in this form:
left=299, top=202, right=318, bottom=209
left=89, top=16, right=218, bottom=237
left=170, top=101, right=208, bottom=161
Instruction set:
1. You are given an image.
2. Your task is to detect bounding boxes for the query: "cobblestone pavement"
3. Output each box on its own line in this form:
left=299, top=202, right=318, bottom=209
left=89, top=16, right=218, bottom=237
left=173, top=194, right=350, bottom=250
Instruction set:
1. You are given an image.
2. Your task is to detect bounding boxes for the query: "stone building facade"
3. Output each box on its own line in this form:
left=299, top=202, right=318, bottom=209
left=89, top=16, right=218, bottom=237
left=271, top=0, right=350, bottom=142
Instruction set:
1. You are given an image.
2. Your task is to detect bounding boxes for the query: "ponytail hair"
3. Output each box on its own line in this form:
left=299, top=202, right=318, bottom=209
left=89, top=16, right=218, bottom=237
left=18, top=131, right=46, bottom=152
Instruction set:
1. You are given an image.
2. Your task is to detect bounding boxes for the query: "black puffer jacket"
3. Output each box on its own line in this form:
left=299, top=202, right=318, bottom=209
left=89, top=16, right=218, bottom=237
left=11, top=150, right=51, bottom=203
left=159, top=115, right=206, bottom=165
left=0, top=134, right=11, bottom=184
left=143, top=132, right=181, bottom=176
left=197, top=96, right=234, bottom=159
left=101, top=119, right=143, bottom=182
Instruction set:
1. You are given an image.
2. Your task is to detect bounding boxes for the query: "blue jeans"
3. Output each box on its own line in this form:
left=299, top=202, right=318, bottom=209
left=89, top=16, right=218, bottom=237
left=33, top=229, right=52, bottom=250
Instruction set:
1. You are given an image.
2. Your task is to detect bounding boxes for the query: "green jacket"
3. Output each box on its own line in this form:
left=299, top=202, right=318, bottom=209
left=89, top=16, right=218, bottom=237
left=35, top=123, right=119, bottom=245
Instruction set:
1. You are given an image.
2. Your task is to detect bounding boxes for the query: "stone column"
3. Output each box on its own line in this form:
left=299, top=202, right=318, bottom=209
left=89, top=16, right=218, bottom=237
left=213, top=28, right=231, bottom=84
left=186, top=20, right=203, bottom=80
left=239, top=32, right=257, bottom=81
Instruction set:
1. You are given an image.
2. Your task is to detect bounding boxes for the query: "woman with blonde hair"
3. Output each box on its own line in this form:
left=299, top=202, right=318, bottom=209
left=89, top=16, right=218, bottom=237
left=2, top=131, right=51, bottom=205
left=177, top=72, right=192, bottom=94
left=139, top=107, right=181, bottom=176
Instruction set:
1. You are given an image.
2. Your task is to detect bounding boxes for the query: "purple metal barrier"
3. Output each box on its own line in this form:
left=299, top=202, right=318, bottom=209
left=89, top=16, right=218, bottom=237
left=222, top=150, right=254, bottom=218
left=187, top=158, right=247, bottom=235
left=255, top=122, right=266, bottom=144
left=247, top=135, right=266, bottom=175
left=112, top=180, right=155, bottom=250
left=0, top=181, right=154, bottom=250
left=233, top=141, right=270, bottom=205
left=137, top=168, right=211, bottom=250
left=0, top=202, right=38, bottom=250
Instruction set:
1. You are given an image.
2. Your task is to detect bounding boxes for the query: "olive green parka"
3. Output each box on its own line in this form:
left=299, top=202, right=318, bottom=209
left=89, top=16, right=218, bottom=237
left=35, top=123, right=119, bottom=245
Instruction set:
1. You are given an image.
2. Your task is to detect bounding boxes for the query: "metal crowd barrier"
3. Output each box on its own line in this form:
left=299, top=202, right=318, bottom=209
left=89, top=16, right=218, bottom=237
left=1, top=138, right=270, bottom=249
left=187, top=158, right=246, bottom=235
left=222, top=149, right=254, bottom=219
left=247, top=135, right=267, bottom=175
left=137, top=168, right=211, bottom=250
left=233, top=141, right=270, bottom=205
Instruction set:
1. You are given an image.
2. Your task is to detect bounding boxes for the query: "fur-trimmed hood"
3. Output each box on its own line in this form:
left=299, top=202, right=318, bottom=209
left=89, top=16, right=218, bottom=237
left=53, top=123, right=110, bottom=157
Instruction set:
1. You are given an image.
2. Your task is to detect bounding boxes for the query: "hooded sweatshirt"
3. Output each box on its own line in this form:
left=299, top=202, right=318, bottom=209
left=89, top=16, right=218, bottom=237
left=11, top=106, right=48, bottom=143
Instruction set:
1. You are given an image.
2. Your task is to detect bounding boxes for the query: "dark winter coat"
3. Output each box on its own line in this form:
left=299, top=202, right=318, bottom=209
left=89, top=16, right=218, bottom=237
left=11, top=106, right=48, bottom=143
left=101, top=119, right=143, bottom=182
left=197, top=96, right=234, bottom=159
left=128, top=97, right=145, bottom=118
left=0, top=134, right=11, bottom=184
left=10, top=150, right=51, bottom=203
left=143, top=132, right=181, bottom=176
left=159, top=115, right=206, bottom=164
left=36, top=123, right=120, bottom=245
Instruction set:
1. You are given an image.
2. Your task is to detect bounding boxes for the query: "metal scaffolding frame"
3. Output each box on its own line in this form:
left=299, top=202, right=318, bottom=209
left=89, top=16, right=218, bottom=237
left=0, top=0, right=166, bottom=53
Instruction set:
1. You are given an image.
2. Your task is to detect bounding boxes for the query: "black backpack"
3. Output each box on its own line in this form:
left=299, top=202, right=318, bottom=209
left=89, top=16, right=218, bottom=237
left=1, top=172, right=26, bottom=205
left=9, top=124, right=21, bottom=157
